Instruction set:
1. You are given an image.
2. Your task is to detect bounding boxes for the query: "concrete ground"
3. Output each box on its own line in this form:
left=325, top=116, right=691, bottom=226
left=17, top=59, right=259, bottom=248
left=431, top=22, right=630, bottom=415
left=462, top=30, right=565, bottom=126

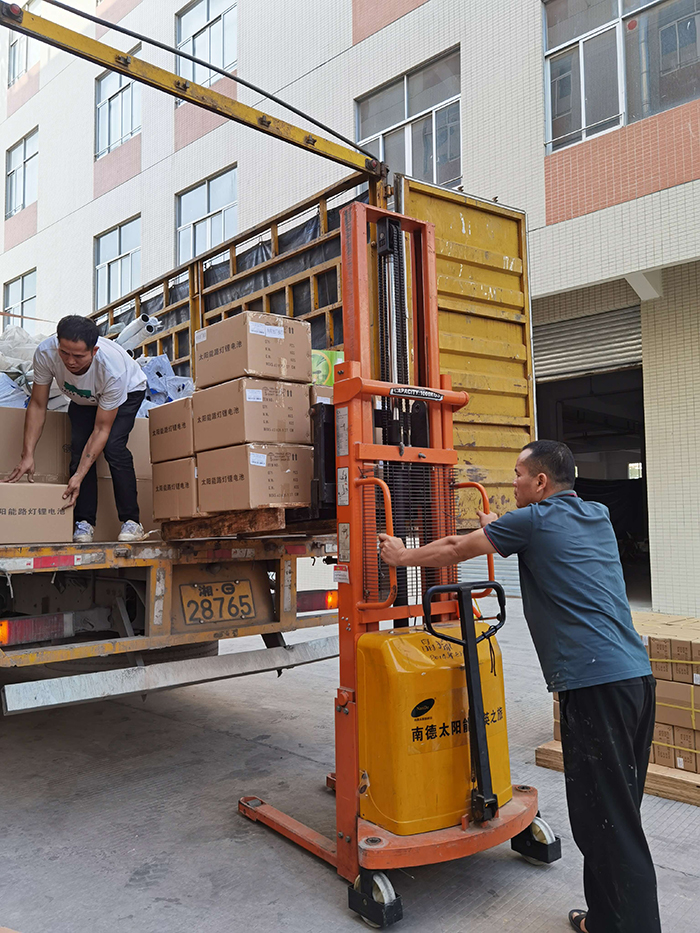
left=1, top=600, right=698, bottom=933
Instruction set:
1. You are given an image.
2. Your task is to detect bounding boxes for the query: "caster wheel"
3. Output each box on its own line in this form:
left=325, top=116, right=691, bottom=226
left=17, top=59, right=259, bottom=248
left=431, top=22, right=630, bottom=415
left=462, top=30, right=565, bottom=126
left=522, top=816, right=557, bottom=865
left=351, top=871, right=401, bottom=928
left=511, top=815, right=562, bottom=865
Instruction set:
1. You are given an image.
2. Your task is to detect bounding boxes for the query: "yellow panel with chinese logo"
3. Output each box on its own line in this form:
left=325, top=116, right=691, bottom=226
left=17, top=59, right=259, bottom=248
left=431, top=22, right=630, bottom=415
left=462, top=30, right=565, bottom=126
left=356, top=621, right=511, bottom=836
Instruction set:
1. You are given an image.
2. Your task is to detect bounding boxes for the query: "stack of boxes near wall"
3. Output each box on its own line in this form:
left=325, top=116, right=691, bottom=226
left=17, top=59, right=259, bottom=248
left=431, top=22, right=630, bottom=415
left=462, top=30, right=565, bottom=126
left=148, top=311, right=315, bottom=521
left=0, top=408, right=155, bottom=543
left=553, top=616, right=700, bottom=774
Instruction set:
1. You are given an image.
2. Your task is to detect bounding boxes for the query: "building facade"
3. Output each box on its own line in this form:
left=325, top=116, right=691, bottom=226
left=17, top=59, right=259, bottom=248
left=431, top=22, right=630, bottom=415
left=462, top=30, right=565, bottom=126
left=1, top=0, right=699, bottom=614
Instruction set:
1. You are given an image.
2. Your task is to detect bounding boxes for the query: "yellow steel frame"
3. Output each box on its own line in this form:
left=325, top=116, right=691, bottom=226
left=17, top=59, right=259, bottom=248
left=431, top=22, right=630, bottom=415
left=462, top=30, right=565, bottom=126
left=0, top=8, right=381, bottom=178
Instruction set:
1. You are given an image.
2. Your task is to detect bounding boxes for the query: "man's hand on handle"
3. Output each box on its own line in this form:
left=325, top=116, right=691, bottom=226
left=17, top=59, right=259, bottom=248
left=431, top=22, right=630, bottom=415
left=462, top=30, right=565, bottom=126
left=378, top=533, right=407, bottom=567
left=5, top=455, right=36, bottom=484
left=62, top=474, right=81, bottom=510
left=478, top=510, right=499, bottom=527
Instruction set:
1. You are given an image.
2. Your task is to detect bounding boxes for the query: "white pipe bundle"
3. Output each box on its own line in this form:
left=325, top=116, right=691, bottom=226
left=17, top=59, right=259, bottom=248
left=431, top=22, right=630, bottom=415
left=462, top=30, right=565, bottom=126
left=115, top=314, right=150, bottom=347
left=119, top=322, right=158, bottom=353
left=146, top=316, right=164, bottom=333
left=106, top=322, right=126, bottom=337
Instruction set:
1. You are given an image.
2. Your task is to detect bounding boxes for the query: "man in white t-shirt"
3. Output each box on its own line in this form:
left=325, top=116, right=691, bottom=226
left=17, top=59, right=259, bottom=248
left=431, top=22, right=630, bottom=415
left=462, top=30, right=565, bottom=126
left=7, top=315, right=148, bottom=543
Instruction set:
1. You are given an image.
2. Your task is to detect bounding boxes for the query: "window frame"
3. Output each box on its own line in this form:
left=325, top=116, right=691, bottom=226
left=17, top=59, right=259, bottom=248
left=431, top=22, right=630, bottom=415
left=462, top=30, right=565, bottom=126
left=3, top=269, right=37, bottom=332
left=175, top=166, right=238, bottom=266
left=7, top=1, right=40, bottom=88
left=176, top=0, right=238, bottom=92
left=5, top=129, right=38, bottom=219
left=94, top=217, right=142, bottom=311
left=543, top=0, right=700, bottom=153
left=356, top=49, right=462, bottom=189
left=95, top=52, right=142, bottom=159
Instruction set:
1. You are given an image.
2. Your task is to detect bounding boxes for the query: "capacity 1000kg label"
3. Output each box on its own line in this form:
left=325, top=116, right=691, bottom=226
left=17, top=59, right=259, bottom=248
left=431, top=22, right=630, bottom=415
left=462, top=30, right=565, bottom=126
left=179, top=580, right=255, bottom=625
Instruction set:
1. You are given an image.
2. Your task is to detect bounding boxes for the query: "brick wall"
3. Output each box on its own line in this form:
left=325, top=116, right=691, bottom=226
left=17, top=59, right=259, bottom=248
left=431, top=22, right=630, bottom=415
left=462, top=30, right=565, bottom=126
left=545, top=97, right=700, bottom=225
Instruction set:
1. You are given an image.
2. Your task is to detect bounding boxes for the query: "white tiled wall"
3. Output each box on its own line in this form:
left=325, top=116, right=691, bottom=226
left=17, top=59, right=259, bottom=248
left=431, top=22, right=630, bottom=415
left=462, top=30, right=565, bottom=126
left=642, top=262, right=700, bottom=615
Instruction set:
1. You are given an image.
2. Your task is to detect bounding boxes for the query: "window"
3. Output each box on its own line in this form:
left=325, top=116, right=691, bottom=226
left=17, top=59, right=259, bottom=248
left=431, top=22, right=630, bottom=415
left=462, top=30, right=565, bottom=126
left=3, top=270, right=36, bottom=332
left=628, top=461, right=643, bottom=479
left=5, top=129, right=38, bottom=218
left=176, top=167, right=237, bottom=264
left=544, top=1, right=700, bottom=151
left=7, top=1, right=40, bottom=88
left=96, top=65, right=142, bottom=158
left=626, top=0, right=700, bottom=122
left=357, top=50, right=461, bottom=188
left=95, top=217, right=141, bottom=310
left=177, top=0, right=237, bottom=89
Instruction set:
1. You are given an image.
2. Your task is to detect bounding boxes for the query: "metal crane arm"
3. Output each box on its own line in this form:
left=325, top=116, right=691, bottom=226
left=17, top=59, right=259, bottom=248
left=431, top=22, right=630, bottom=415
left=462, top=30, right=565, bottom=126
left=0, top=3, right=383, bottom=179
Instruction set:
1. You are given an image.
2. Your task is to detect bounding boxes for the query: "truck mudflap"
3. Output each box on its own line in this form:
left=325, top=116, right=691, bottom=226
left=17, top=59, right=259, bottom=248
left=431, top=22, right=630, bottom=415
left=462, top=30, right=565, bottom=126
left=1, top=634, right=339, bottom=715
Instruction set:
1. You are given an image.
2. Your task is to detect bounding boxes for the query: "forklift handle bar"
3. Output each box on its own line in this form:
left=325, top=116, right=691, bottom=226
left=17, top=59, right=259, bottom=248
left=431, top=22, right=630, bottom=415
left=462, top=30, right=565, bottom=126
left=355, top=476, right=398, bottom=611
left=422, top=582, right=506, bottom=646
left=453, top=481, right=495, bottom=598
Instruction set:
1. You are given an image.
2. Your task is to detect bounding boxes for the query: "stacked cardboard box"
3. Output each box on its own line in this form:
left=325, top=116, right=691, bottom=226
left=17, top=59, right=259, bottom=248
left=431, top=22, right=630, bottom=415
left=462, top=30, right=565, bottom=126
left=149, top=311, right=314, bottom=521
left=552, top=615, right=700, bottom=774
left=0, top=407, right=156, bottom=544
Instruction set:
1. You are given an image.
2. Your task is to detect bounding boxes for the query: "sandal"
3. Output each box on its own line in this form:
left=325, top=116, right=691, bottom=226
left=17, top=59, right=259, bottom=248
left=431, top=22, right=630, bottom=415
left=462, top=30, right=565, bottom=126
left=568, top=909, right=588, bottom=932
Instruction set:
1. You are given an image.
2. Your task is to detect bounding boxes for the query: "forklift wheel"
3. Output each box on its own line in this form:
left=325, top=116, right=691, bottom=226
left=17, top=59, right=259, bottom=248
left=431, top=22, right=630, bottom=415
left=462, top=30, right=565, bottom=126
left=351, top=872, right=401, bottom=928
left=512, top=816, right=562, bottom=866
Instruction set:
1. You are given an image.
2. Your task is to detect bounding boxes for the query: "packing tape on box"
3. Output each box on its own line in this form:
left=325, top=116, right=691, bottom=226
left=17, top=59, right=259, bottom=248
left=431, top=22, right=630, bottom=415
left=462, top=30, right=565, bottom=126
left=656, top=698, right=697, bottom=729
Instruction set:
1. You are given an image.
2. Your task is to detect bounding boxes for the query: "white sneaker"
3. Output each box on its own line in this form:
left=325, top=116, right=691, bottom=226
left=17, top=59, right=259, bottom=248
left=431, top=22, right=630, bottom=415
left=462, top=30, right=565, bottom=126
left=73, top=521, right=95, bottom=544
left=118, top=521, right=146, bottom=542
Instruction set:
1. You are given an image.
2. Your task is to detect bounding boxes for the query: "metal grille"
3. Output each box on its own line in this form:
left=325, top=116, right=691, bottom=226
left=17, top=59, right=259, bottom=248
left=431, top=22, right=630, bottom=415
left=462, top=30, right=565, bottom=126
left=362, top=464, right=457, bottom=608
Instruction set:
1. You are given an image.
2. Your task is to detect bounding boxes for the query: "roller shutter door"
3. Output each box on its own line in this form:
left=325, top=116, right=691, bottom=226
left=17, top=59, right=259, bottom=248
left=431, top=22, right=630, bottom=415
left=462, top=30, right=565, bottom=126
left=533, top=306, right=641, bottom=382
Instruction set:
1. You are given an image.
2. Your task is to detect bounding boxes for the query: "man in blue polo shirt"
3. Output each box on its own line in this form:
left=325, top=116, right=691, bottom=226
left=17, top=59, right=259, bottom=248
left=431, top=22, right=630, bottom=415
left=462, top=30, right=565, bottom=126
left=379, top=440, right=658, bottom=933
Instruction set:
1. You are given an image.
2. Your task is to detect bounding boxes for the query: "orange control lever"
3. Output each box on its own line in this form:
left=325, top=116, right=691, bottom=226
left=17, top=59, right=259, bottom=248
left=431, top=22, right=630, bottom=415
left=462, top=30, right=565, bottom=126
left=355, top=476, right=398, bottom=611
left=454, top=481, right=495, bottom=599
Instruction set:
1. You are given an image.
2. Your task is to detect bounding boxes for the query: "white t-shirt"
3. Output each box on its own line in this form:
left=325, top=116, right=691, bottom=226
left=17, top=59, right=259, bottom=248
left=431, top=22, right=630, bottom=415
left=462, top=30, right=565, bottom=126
left=33, top=335, right=147, bottom=410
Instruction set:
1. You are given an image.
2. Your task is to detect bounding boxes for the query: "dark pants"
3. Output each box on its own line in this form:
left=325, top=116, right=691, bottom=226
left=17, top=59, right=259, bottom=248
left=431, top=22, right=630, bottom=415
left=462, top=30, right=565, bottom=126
left=68, top=390, right=145, bottom=527
left=559, top=675, right=660, bottom=933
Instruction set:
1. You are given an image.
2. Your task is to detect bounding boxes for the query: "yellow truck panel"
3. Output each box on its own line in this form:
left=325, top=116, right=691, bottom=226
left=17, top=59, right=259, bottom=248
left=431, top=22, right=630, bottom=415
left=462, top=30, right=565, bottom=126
left=399, top=178, right=535, bottom=525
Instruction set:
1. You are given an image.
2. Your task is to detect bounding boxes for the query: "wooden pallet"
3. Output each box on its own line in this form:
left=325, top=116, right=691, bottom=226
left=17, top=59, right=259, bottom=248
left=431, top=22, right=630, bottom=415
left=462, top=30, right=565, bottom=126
left=162, top=508, right=286, bottom=540
left=536, top=740, right=700, bottom=807
left=161, top=507, right=337, bottom=541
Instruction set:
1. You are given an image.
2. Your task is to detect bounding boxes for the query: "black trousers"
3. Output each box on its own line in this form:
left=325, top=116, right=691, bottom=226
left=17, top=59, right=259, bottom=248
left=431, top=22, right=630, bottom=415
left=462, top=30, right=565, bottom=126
left=68, top=390, right=145, bottom=527
left=559, top=675, right=660, bottom=933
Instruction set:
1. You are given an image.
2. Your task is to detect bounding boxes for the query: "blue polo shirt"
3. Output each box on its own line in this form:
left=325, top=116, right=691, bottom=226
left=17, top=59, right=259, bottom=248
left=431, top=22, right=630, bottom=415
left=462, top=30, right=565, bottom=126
left=482, top=490, right=651, bottom=692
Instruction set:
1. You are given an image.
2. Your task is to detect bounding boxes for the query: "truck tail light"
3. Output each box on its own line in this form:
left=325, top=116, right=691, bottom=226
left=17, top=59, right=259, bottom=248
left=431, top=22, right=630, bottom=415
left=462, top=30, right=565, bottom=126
left=0, top=613, right=70, bottom=647
left=296, top=590, right=338, bottom=613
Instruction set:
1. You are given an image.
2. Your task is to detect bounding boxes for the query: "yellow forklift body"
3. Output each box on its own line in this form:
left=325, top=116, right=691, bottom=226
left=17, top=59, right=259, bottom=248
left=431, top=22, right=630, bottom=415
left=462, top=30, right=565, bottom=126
left=356, top=622, right=512, bottom=836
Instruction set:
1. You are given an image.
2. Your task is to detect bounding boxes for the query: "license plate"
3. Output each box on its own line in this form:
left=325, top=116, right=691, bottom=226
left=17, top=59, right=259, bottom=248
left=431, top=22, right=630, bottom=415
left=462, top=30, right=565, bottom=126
left=180, top=580, right=256, bottom=625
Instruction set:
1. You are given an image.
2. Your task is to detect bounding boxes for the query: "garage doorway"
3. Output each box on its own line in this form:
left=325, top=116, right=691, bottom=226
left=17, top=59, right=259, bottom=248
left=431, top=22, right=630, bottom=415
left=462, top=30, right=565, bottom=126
left=536, top=367, right=650, bottom=607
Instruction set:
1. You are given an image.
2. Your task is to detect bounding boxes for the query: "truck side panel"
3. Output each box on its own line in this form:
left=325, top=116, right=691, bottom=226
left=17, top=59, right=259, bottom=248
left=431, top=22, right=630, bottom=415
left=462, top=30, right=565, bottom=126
left=399, top=178, right=535, bottom=525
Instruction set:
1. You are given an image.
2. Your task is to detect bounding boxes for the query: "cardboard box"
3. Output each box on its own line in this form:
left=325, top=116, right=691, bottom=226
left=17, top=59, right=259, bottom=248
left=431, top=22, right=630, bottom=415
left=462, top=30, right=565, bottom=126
left=673, top=726, right=697, bottom=773
left=193, top=378, right=311, bottom=453
left=647, top=636, right=672, bottom=680
left=671, top=638, right=694, bottom=684
left=0, top=408, right=70, bottom=483
left=0, top=482, right=73, bottom=544
left=310, top=385, right=333, bottom=406
left=553, top=720, right=561, bottom=742
left=148, top=397, right=195, bottom=463
left=692, top=640, right=700, bottom=687
left=655, top=681, right=700, bottom=730
left=95, top=477, right=157, bottom=541
left=197, top=443, right=313, bottom=513
left=653, top=722, right=674, bottom=768
left=553, top=699, right=560, bottom=722
left=194, top=311, right=312, bottom=389
left=153, top=459, right=199, bottom=521
left=97, top=416, right=152, bottom=481
left=649, top=743, right=655, bottom=765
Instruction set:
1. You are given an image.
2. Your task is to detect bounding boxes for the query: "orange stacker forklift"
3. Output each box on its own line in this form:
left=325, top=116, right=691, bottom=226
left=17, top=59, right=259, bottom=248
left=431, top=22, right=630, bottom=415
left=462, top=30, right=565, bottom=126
left=239, top=203, right=560, bottom=926
left=0, top=4, right=559, bottom=925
